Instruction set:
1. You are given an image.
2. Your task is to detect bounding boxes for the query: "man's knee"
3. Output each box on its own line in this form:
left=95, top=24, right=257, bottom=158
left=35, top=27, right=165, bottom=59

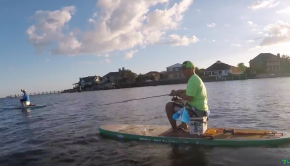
left=165, top=102, right=174, bottom=113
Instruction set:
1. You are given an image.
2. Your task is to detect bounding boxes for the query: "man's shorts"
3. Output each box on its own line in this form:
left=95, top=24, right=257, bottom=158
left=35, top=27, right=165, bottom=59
left=20, top=99, right=30, bottom=106
left=172, top=102, right=208, bottom=118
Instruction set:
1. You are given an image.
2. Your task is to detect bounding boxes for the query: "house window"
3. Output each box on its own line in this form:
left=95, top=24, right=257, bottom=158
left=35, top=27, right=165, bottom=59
left=218, top=71, right=222, bottom=75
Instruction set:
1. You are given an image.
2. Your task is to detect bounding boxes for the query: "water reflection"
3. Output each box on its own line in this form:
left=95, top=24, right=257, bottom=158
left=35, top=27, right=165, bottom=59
left=21, top=109, right=31, bottom=118
left=168, top=144, right=209, bottom=166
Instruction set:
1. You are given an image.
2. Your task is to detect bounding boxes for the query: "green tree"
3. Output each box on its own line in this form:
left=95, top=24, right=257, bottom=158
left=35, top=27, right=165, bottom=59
left=237, top=63, right=247, bottom=73
left=135, top=74, right=148, bottom=82
left=119, top=70, right=137, bottom=84
left=281, top=54, right=290, bottom=73
left=195, top=67, right=202, bottom=77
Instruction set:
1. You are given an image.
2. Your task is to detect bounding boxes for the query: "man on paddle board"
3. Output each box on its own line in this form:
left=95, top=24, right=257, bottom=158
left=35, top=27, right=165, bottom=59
left=166, top=61, right=209, bottom=130
left=20, top=89, right=32, bottom=107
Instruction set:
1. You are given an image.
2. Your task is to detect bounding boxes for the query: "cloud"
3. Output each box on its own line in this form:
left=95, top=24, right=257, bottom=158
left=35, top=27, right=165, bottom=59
left=231, top=44, right=242, bottom=47
left=248, top=21, right=257, bottom=26
left=224, top=24, right=230, bottom=27
left=77, top=61, right=97, bottom=65
left=276, top=7, right=290, bottom=15
left=96, top=53, right=109, bottom=57
left=26, top=6, right=79, bottom=55
left=92, top=12, right=98, bottom=18
left=104, top=59, right=111, bottom=63
left=258, top=21, right=290, bottom=46
left=248, top=46, right=263, bottom=51
left=196, top=9, right=201, bottom=12
left=26, top=0, right=195, bottom=56
left=207, top=23, right=216, bottom=27
left=248, top=0, right=280, bottom=10
left=124, top=50, right=138, bottom=59
left=159, top=34, right=198, bottom=46
left=88, top=18, right=95, bottom=23
left=212, top=40, right=216, bottom=42
left=246, top=40, right=255, bottom=42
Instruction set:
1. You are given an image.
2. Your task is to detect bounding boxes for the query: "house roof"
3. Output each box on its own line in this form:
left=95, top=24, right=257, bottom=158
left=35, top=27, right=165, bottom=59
left=167, top=63, right=182, bottom=68
left=80, top=76, right=98, bottom=82
left=145, top=71, right=159, bottom=75
left=250, top=53, right=278, bottom=62
left=205, top=61, right=233, bottom=71
left=102, top=72, right=120, bottom=78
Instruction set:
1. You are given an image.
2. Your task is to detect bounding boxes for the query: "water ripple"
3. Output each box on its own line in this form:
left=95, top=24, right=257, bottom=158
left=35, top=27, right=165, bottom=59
left=1, top=78, right=290, bottom=166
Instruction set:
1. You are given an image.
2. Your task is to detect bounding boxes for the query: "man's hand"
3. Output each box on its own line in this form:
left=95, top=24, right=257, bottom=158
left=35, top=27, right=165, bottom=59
left=176, top=90, right=186, bottom=94
left=169, top=90, right=177, bottom=96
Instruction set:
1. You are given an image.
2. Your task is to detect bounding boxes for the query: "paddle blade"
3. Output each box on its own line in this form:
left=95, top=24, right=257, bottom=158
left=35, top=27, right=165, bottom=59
left=181, top=108, right=190, bottom=123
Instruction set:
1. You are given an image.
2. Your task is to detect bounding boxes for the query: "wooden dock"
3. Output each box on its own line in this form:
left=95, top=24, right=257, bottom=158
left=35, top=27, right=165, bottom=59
left=5, top=90, right=64, bottom=98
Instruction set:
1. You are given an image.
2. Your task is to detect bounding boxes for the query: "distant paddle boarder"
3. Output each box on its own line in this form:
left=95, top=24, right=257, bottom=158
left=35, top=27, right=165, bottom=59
left=20, top=89, right=34, bottom=107
left=166, top=61, right=209, bottom=131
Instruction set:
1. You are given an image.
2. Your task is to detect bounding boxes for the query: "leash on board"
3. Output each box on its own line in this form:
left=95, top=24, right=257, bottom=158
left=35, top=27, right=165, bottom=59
left=99, top=94, right=169, bottom=106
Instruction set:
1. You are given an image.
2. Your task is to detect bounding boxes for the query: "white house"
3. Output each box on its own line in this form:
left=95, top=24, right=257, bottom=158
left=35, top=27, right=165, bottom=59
left=160, top=63, right=185, bottom=80
left=73, top=75, right=101, bottom=90
left=166, top=63, right=182, bottom=72
left=203, top=61, right=242, bottom=80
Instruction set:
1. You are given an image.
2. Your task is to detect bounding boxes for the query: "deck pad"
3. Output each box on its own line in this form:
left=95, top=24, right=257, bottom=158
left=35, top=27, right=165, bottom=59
left=99, top=124, right=290, bottom=146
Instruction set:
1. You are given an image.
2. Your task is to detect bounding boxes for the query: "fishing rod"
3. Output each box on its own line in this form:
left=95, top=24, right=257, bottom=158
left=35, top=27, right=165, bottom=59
left=99, top=94, right=170, bottom=106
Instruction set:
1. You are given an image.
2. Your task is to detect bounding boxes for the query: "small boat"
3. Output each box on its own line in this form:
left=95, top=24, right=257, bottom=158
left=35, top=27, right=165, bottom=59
left=0, top=105, right=46, bottom=110
left=98, top=124, right=290, bottom=147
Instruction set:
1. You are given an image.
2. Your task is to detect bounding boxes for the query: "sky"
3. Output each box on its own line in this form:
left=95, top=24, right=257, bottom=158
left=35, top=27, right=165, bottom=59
left=1, top=0, right=290, bottom=97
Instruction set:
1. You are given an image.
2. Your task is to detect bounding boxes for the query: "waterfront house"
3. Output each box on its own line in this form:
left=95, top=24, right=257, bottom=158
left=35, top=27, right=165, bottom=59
left=159, top=63, right=185, bottom=80
left=144, top=71, right=160, bottom=81
left=202, top=61, right=243, bottom=81
left=249, top=53, right=283, bottom=74
left=73, top=75, right=101, bottom=91
left=101, top=71, right=121, bottom=84
left=99, top=67, right=132, bottom=88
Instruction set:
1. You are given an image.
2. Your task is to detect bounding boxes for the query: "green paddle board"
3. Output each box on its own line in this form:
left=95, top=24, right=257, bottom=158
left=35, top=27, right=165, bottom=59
left=98, top=124, right=290, bottom=147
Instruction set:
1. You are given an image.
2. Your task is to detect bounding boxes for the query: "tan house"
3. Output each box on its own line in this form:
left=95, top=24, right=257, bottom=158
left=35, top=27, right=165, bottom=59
left=249, top=53, right=283, bottom=74
left=144, top=71, right=160, bottom=81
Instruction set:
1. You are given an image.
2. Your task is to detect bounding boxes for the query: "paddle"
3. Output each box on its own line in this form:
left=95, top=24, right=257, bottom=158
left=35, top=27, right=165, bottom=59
left=99, top=94, right=169, bottom=106
left=221, top=129, right=284, bottom=136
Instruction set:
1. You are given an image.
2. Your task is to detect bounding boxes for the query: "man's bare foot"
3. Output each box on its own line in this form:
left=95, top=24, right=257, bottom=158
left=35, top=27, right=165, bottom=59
left=177, top=123, right=189, bottom=130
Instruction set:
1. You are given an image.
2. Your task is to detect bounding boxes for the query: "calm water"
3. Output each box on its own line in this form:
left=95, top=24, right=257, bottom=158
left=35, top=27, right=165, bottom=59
left=1, top=78, right=290, bottom=166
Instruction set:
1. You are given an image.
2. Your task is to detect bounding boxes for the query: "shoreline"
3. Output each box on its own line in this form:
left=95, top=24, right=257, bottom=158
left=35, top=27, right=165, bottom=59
left=4, top=74, right=290, bottom=97
left=71, top=74, right=290, bottom=93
